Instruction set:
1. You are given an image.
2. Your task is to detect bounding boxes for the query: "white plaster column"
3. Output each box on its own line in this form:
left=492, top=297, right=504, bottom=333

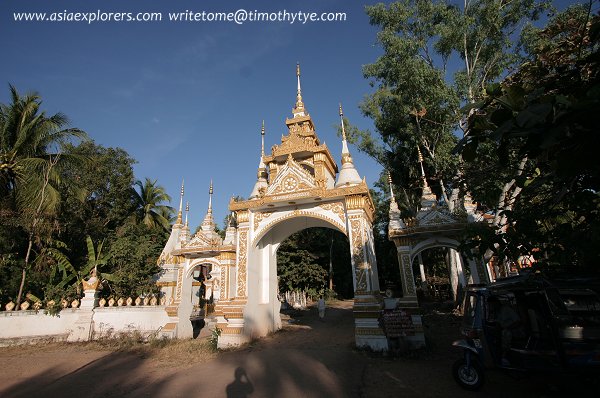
left=448, top=249, right=459, bottom=301
left=68, top=278, right=100, bottom=342
left=453, top=249, right=467, bottom=287
left=417, top=253, right=426, bottom=283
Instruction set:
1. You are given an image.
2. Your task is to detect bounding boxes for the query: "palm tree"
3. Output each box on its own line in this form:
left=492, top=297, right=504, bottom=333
left=132, top=178, right=174, bottom=232
left=0, top=85, right=86, bottom=210
left=0, top=84, right=87, bottom=307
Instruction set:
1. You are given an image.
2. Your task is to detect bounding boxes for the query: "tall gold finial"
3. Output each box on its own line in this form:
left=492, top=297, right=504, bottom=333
left=417, top=146, right=426, bottom=180
left=339, top=103, right=347, bottom=141
left=388, top=171, right=396, bottom=203
left=339, top=102, right=353, bottom=165
left=208, top=180, right=213, bottom=214
left=293, top=62, right=305, bottom=116
left=417, top=146, right=432, bottom=195
left=176, top=179, right=184, bottom=225
left=184, top=201, right=189, bottom=227
left=261, top=120, right=265, bottom=157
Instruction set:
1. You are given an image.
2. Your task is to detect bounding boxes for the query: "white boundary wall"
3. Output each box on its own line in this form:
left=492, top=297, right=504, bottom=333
left=0, top=306, right=170, bottom=345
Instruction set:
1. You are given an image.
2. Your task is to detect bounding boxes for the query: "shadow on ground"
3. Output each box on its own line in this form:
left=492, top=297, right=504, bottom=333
left=1, top=301, right=597, bottom=398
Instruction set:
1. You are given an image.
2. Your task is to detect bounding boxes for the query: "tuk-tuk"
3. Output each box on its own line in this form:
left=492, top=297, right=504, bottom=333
left=452, top=274, right=600, bottom=390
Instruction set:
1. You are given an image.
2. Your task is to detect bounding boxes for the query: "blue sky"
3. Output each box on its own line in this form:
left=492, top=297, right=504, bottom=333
left=0, top=0, right=577, bottom=230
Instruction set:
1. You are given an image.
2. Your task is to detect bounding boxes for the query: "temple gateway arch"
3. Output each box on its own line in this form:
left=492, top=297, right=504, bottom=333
left=156, top=65, right=387, bottom=350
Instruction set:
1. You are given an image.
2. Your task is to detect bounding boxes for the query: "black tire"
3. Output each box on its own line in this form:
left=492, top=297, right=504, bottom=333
left=452, top=357, right=485, bottom=391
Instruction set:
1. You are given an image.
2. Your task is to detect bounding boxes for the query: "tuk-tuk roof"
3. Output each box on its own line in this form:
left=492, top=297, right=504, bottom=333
left=469, top=272, right=600, bottom=296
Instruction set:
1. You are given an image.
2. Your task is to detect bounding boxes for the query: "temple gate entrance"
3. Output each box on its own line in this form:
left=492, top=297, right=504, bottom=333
left=157, top=65, right=387, bottom=350
left=387, top=166, right=492, bottom=346
left=213, top=65, right=386, bottom=350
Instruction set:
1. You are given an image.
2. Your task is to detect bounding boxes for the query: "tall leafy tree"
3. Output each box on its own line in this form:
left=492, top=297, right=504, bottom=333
left=0, top=85, right=86, bottom=306
left=107, top=222, right=164, bottom=297
left=352, top=0, right=549, bottom=218
left=57, top=141, right=137, bottom=267
left=0, top=85, right=86, bottom=211
left=457, top=3, right=600, bottom=270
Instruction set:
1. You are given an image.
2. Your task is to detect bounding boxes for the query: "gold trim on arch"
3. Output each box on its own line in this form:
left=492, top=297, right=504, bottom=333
left=251, top=209, right=347, bottom=247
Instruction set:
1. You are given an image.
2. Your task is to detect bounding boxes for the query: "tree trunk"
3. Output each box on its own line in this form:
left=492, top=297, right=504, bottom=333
left=15, top=154, right=60, bottom=307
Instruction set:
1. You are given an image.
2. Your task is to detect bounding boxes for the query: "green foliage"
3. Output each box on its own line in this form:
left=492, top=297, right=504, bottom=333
left=107, top=222, right=165, bottom=297
left=208, top=326, right=221, bottom=351
left=277, top=246, right=328, bottom=293
left=277, top=228, right=354, bottom=298
left=369, top=183, right=401, bottom=285
left=0, top=88, right=173, bottom=303
left=0, top=84, right=87, bottom=214
left=456, top=4, right=600, bottom=270
left=57, top=140, right=137, bottom=264
left=132, top=178, right=174, bottom=233
left=355, top=0, right=550, bottom=216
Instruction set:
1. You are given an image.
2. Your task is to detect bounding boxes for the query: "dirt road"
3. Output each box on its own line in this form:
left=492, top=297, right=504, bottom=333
left=0, top=300, right=594, bottom=397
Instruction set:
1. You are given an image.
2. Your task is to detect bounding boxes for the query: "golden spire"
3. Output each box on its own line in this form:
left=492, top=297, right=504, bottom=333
left=261, top=120, right=265, bottom=158
left=417, top=146, right=428, bottom=187
left=250, top=121, right=269, bottom=199
left=339, top=103, right=347, bottom=141
left=417, top=146, right=435, bottom=209
left=388, top=171, right=396, bottom=203
left=184, top=202, right=189, bottom=228
left=292, top=63, right=306, bottom=116
left=339, top=103, right=353, bottom=165
left=335, top=102, right=363, bottom=187
left=176, top=179, right=184, bottom=225
left=208, top=180, right=213, bottom=214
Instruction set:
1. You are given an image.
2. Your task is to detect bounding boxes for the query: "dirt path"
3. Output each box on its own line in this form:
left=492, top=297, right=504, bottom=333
left=0, top=300, right=594, bottom=397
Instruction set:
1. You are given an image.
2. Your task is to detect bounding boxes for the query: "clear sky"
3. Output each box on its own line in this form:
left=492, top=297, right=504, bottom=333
left=0, top=0, right=576, bottom=230
left=1, top=0, right=387, bottom=230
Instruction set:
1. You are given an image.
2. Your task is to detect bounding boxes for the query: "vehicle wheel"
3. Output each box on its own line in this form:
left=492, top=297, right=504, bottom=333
left=452, top=358, right=485, bottom=391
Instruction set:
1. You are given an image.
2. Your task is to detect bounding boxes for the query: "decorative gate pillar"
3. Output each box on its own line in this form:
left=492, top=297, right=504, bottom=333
left=347, top=201, right=387, bottom=351
left=217, top=210, right=251, bottom=348
left=393, top=238, right=419, bottom=307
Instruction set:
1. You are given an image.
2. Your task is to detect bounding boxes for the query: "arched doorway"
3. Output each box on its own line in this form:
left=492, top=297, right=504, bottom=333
left=246, top=217, right=348, bottom=337
left=275, top=227, right=354, bottom=300
left=410, top=244, right=468, bottom=304
left=189, top=263, right=214, bottom=316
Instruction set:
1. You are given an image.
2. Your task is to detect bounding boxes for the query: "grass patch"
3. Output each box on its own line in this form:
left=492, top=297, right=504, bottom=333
left=85, top=331, right=219, bottom=365
left=0, top=333, right=219, bottom=367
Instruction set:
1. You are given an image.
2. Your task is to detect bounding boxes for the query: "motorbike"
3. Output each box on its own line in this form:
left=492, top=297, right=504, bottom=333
left=452, top=274, right=600, bottom=391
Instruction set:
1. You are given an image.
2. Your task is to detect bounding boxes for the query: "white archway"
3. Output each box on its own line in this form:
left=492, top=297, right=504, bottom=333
left=246, top=215, right=346, bottom=338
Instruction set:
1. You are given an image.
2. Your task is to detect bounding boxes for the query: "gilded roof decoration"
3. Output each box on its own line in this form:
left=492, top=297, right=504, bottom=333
left=265, top=154, right=316, bottom=196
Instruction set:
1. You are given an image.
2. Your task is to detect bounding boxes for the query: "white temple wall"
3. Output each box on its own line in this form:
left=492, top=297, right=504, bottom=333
left=92, top=307, right=170, bottom=337
left=157, top=266, right=178, bottom=305
left=0, top=309, right=79, bottom=342
left=0, top=306, right=170, bottom=345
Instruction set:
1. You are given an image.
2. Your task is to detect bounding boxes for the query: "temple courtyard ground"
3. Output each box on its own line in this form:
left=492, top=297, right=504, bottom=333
left=0, top=300, right=595, bottom=397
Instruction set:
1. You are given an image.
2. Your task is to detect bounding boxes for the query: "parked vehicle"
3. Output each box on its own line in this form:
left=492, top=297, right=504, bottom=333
left=452, top=274, right=600, bottom=390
